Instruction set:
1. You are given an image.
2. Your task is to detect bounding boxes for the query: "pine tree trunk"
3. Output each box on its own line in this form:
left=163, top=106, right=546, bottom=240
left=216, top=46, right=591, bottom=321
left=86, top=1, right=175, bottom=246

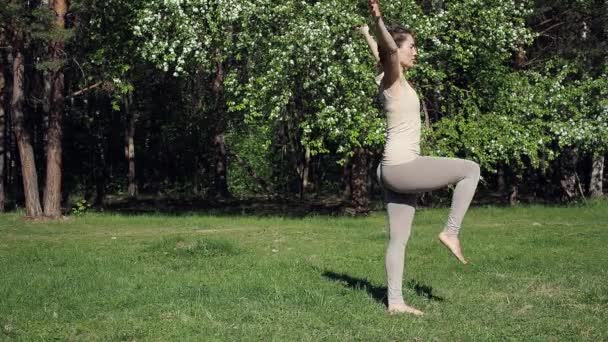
left=0, top=54, right=7, bottom=212
left=11, top=35, right=43, bottom=217
left=41, top=1, right=52, bottom=145
left=350, top=148, right=370, bottom=215
left=42, top=0, right=68, bottom=217
left=4, top=50, right=16, bottom=200
left=40, top=1, right=51, bottom=154
left=124, top=92, right=137, bottom=197
left=590, top=153, right=604, bottom=198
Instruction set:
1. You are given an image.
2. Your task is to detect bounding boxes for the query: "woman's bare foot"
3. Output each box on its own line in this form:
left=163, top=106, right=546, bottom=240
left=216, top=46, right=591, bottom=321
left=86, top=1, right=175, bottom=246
left=438, top=232, right=468, bottom=264
left=387, top=303, right=424, bottom=316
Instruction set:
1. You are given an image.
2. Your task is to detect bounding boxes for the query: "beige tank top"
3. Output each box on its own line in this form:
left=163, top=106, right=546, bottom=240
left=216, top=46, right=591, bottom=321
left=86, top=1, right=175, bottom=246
left=376, top=73, right=421, bottom=165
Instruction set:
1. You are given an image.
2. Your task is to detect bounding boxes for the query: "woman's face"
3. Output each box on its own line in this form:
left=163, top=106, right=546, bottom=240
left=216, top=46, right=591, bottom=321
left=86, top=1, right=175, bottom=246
left=398, top=35, right=417, bottom=69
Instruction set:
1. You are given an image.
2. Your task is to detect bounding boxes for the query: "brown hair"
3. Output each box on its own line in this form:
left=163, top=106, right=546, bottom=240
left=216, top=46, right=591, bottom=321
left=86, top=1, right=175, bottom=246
left=378, top=25, right=415, bottom=65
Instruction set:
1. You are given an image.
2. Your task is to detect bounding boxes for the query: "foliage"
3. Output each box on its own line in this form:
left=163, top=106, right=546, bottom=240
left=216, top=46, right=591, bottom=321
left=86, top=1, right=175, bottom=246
left=131, top=0, right=541, bottom=166
left=70, top=199, right=92, bottom=216
left=2, top=0, right=606, bottom=203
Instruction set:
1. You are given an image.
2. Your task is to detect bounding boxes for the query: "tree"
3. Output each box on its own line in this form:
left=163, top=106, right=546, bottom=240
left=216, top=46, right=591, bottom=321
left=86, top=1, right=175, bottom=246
left=0, top=44, right=7, bottom=212
left=526, top=0, right=608, bottom=199
left=70, top=0, right=146, bottom=199
left=8, top=11, right=43, bottom=217
left=43, top=0, right=69, bottom=217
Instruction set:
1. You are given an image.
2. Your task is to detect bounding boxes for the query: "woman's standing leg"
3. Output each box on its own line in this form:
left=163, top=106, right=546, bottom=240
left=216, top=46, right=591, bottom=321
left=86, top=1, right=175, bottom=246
left=384, top=189, right=423, bottom=315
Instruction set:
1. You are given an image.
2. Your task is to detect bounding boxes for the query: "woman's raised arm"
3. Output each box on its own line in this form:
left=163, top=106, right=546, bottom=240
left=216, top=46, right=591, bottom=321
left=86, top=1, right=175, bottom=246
left=358, top=24, right=380, bottom=62
left=368, top=0, right=401, bottom=87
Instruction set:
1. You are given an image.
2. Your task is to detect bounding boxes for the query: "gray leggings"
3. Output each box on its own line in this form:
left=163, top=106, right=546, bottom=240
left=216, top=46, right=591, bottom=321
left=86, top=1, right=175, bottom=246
left=377, top=156, right=480, bottom=305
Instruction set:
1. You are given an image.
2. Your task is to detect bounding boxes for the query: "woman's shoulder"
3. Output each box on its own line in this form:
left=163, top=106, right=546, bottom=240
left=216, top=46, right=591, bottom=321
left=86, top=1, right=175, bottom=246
left=381, top=76, right=408, bottom=97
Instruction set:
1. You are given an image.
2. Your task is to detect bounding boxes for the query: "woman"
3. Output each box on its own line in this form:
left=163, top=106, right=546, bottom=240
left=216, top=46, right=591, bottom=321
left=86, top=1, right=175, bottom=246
left=366, top=0, right=481, bottom=316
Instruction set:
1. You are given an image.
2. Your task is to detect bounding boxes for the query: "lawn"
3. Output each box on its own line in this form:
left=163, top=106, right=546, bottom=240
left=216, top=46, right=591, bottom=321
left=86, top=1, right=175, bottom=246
left=1, top=201, right=607, bottom=341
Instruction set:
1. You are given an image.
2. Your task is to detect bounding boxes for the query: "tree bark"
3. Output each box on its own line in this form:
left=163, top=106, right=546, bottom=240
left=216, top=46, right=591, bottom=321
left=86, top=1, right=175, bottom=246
left=94, top=135, right=107, bottom=206
left=89, top=93, right=107, bottom=206
left=211, top=61, right=229, bottom=198
left=124, top=92, right=137, bottom=197
left=11, top=33, right=43, bottom=217
left=559, top=147, right=578, bottom=201
left=43, top=0, right=68, bottom=217
left=590, top=153, right=604, bottom=198
left=301, top=146, right=311, bottom=194
left=341, top=157, right=351, bottom=200
left=350, top=148, right=370, bottom=215
left=213, top=132, right=229, bottom=198
left=4, top=51, right=16, bottom=201
left=497, top=163, right=506, bottom=193
left=0, top=53, right=7, bottom=211
left=421, top=99, right=432, bottom=130
left=509, top=185, right=518, bottom=206
left=40, top=0, right=52, bottom=152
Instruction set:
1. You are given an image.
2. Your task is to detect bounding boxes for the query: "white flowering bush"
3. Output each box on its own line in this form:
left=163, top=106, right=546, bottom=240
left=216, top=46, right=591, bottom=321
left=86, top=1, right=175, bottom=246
left=130, top=0, right=606, bottom=181
left=431, top=63, right=608, bottom=173
left=224, top=0, right=386, bottom=159
left=132, top=0, right=537, bottom=161
left=133, top=0, right=385, bottom=162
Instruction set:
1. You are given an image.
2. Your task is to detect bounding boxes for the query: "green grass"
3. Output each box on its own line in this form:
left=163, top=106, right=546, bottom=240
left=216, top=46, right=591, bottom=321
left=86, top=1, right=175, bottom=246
left=1, top=201, right=607, bottom=341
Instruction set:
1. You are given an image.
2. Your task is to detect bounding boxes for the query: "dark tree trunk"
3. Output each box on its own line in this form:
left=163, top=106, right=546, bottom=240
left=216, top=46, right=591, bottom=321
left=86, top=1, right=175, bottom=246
left=295, top=145, right=308, bottom=199
left=497, top=163, right=506, bottom=193
left=11, top=34, right=43, bottom=217
left=350, top=148, right=370, bottom=215
left=505, top=166, right=519, bottom=205
left=211, top=61, right=229, bottom=198
left=4, top=50, right=16, bottom=203
left=41, top=6, right=52, bottom=149
left=94, top=139, right=107, bottom=206
left=301, top=146, right=312, bottom=195
left=559, top=147, right=579, bottom=201
left=124, top=92, right=137, bottom=197
left=509, top=185, right=518, bottom=206
left=93, top=94, right=108, bottom=206
left=421, top=99, right=431, bottom=130
left=213, top=132, right=229, bottom=198
left=341, top=157, right=351, bottom=200
left=276, top=121, right=288, bottom=193
left=0, top=53, right=7, bottom=211
left=590, top=153, right=604, bottom=198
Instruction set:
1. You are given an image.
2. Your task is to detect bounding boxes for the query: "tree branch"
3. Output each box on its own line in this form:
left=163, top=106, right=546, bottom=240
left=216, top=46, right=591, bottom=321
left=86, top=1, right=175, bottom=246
left=67, top=81, right=102, bottom=98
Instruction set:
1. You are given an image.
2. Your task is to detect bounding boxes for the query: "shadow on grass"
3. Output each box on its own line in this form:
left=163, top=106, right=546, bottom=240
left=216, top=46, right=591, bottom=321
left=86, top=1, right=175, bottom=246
left=322, top=271, right=389, bottom=306
left=322, top=271, right=444, bottom=307
left=405, top=279, right=445, bottom=302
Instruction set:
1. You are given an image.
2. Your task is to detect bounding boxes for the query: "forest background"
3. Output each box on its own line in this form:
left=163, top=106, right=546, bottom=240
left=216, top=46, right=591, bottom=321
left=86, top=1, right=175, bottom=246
left=1, top=0, right=606, bottom=218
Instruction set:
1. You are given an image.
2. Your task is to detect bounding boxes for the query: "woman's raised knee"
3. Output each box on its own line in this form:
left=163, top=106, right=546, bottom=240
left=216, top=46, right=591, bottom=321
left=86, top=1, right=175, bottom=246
left=465, top=160, right=480, bottom=179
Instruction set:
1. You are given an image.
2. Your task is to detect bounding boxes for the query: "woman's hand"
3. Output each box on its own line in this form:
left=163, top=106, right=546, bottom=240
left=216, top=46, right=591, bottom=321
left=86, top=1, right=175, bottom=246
left=368, top=0, right=381, bottom=18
